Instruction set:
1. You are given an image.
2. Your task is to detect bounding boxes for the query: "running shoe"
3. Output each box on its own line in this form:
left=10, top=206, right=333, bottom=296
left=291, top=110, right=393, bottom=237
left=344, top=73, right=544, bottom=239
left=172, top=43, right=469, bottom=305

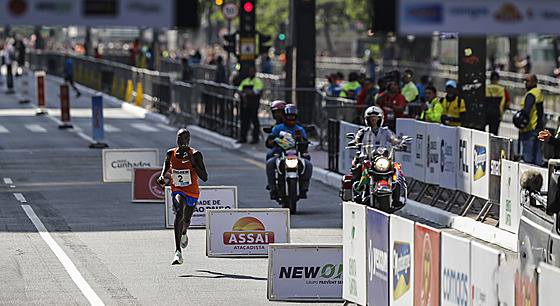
left=181, top=233, right=189, bottom=249
left=172, top=250, right=183, bottom=265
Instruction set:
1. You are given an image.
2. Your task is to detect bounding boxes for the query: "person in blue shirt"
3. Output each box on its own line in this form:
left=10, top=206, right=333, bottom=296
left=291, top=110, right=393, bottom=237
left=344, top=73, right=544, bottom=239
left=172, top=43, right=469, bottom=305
left=326, top=74, right=342, bottom=97
left=63, top=53, right=81, bottom=97
left=265, top=105, right=313, bottom=200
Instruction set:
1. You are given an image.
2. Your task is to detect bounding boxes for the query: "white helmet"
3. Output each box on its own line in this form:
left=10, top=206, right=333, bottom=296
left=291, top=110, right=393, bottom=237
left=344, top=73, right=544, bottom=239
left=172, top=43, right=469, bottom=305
left=364, top=106, right=384, bottom=127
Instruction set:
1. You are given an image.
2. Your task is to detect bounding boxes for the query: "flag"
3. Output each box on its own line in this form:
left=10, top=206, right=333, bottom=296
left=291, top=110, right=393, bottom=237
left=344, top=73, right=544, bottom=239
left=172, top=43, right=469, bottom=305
left=354, top=165, right=370, bottom=192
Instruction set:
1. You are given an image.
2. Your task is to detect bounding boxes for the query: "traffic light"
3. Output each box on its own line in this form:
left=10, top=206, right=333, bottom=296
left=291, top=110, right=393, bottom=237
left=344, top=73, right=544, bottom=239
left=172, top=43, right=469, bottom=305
left=278, top=33, right=286, bottom=41
left=223, top=32, right=237, bottom=55
left=239, top=0, right=255, bottom=37
left=257, top=33, right=271, bottom=55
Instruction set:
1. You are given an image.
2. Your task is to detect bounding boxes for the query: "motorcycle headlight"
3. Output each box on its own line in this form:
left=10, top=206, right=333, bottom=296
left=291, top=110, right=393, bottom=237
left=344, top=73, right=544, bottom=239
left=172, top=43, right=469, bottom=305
left=374, top=157, right=391, bottom=172
left=285, top=157, right=299, bottom=169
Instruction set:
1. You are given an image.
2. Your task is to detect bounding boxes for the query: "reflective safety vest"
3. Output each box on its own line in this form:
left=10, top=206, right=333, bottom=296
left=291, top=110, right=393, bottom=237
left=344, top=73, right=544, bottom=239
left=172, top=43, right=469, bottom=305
left=520, top=86, right=544, bottom=133
left=420, top=97, right=443, bottom=123
left=486, top=83, right=506, bottom=120
left=442, top=96, right=466, bottom=127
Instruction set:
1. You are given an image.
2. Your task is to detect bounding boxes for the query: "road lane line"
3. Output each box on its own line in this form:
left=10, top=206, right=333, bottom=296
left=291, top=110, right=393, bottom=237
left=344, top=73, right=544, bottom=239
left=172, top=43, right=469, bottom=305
left=104, top=124, right=121, bottom=132
left=25, top=124, right=48, bottom=133
left=4, top=178, right=13, bottom=184
left=14, top=193, right=26, bottom=203
left=0, top=125, right=9, bottom=133
left=241, top=157, right=266, bottom=169
left=131, top=123, right=158, bottom=132
left=21, top=205, right=104, bottom=306
left=156, top=123, right=176, bottom=132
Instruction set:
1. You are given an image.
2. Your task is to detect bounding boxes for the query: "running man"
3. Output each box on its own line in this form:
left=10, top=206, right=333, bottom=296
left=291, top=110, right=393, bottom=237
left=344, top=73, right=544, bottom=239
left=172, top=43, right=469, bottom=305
left=158, top=128, right=208, bottom=265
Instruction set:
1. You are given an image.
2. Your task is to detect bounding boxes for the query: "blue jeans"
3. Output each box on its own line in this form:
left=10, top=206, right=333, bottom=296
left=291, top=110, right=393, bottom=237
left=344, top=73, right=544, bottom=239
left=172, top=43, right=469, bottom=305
left=520, top=129, right=543, bottom=166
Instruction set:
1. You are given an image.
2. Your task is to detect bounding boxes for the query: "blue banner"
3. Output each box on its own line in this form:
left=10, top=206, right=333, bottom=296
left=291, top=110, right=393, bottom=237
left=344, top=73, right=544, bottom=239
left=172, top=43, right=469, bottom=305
left=92, top=96, right=104, bottom=141
left=367, top=208, right=389, bottom=306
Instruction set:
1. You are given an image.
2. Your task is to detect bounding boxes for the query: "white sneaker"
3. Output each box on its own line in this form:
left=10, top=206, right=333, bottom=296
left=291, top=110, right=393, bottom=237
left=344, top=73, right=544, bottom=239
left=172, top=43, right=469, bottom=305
left=181, top=233, right=189, bottom=249
left=172, top=250, right=183, bottom=265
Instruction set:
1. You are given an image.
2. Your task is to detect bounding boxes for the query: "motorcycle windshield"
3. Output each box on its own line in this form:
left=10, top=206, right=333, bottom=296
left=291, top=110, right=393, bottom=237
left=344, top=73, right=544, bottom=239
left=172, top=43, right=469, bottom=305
left=362, top=129, right=381, bottom=157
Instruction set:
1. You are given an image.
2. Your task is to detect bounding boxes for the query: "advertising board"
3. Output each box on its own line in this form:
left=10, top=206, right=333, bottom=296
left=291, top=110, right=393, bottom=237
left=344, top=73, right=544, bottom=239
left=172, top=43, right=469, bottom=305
left=366, top=208, right=390, bottom=306
left=267, top=244, right=343, bottom=301
left=339, top=121, right=362, bottom=174
left=389, top=215, right=414, bottom=305
left=439, top=125, right=457, bottom=190
left=440, top=231, right=470, bottom=306
left=499, top=160, right=520, bottom=234
left=102, top=149, right=158, bottom=182
left=537, top=262, right=560, bottom=306
left=165, top=186, right=238, bottom=228
left=343, top=202, right=367, bottom=306
left=424, top=123, right=440, bottom=185
left=414, top=223, right=440, bottom=306
left=470, top=241, right=501, bottom=305
left=206, top=209, right=289, bottom=257
left=489, top=136, right=512, bottom=203
left=471, top=130, right=490, bottom=199
left=395, top=118, right=415, bottom=174
left=412, top=121, right=427, bottom=182
left=456, top=127, right=472, bottom=194
left=132, top=168, right=168, bottom=202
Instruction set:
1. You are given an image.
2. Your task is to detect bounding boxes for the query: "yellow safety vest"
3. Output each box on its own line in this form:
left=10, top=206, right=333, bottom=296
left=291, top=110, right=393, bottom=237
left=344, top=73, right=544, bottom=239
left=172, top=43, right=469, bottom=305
left=442, top=96, right=466, bottom=127
left=486, top=84, right=506, bottom=120
left=520, top=87, right=544, bottom=133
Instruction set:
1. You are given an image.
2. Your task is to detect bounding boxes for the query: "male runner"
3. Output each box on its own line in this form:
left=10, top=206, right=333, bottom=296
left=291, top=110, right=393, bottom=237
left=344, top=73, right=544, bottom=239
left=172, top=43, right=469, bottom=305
left=158, top=128, right=208, bottom=265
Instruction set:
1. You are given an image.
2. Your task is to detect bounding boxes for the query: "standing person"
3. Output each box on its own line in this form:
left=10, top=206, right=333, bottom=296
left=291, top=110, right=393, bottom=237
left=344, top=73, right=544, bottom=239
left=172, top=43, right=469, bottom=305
left=4, top=42, right=14, bottom=92
left=416, top=75, right=429, bottom=103
left=419, top=85, right=443, bottom=123
left=326, top=74, right=342, bottom=97
left=518, top=74, right=544, bottom=166
left=440, top=80, right=466, bottom=127
left=214, top=56, right=226, bottom=84
left=355, top=78, right=376, bottom=123
left=339, top=72, right=361, bottom=99
left=375, top=80, right=406, bottom=132
left=158, top=128, right=208, bottom=265
left=485, top=72, right=510, bottom=135
left=401, top=69, right=419, bottom=117
left=63, top=53, right=81, bottom=97
left=538, top=126, right=560, bottom=159
left=181, top=57, right=193, bottom=82
left=237, top=67, right=263, bottom=144
left=16, top=39, right=25, bottom=76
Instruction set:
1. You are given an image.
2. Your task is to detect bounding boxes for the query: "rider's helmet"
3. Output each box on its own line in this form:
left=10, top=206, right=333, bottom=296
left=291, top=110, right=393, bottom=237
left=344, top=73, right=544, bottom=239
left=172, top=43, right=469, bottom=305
left=364, top=106, right=384, bottom=127
left=271, top=100, right=287, bottom=121
left=283, top=104, right=299, bottom=127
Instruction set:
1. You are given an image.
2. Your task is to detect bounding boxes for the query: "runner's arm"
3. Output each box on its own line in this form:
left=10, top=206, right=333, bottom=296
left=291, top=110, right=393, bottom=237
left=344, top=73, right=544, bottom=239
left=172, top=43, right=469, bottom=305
left=158, top=149, right=173, bottom=183
left=190, top=151, right=208, bottom=182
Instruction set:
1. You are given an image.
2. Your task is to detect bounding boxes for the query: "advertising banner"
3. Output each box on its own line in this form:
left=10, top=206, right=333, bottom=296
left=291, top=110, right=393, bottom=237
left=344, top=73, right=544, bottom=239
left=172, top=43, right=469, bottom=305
left=471, top=130, right=490, bottom=199
left=395, top=118, right=415, bottom=175
left=489, top=136, right=513, bottom=203
left=205, top=209, right=290, bottom=257
left=367, top=208, right=390, bottom=306
left=515, top=267, right=537, bottom=306
left=267, top=244, right=343, bottom=301
left=132, top=168, right=168, bottom=202
left=458, top=37, right=487, bottom=130
left=456, top=127, right=472, bottom=194
left=496, top=254, right=517, bottom=306
left=339, top=121, right=363, bottom=174
left=92, top=95, right=104, bottom=141
left=499, top=160, right=520, bottom=234
left=165, top=186, right=238, bottom=228
left=425, top=123, right=440, bottom=185
left=412, top=121, right=427, bottom=182
left=102, top=149, right=158, bottom=182
left=343, top=202, right=367, bottom=306
left=440, top=231, right=470, bottom=306
left=398, top=0, right=560, bottom=35
left=439, top=125, right=457, bottom=190
left=35, top=71, right=46, bottom=109
left=537, top=262, right=560, bottom=306
left=414, top=224, right=440, bottom=306
left=389, top=215, right=414, bottom=306
left=470, top=241, right=501, bottom=305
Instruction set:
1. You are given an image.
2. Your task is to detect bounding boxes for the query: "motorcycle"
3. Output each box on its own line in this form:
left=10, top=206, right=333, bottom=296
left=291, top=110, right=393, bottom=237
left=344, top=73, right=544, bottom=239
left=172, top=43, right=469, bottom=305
left=269, top=130, right=309, bottom=214
left=340, top=133, right=412, bottom=213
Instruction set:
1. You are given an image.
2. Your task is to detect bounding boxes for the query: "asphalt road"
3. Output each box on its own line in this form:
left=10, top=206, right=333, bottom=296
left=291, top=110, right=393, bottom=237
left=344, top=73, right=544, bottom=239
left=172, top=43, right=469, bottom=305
left=0, top=76, right=344, bottom=305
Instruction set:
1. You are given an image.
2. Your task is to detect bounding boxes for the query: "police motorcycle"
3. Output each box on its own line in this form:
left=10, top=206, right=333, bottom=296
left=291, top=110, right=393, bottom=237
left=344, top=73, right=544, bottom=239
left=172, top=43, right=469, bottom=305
left=339, top=106, right=411, bottom=213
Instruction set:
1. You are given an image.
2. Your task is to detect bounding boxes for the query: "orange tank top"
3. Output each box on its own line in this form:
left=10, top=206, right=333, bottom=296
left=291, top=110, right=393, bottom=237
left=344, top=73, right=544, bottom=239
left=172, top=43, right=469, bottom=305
left=170, top=147, right=200, bottom=197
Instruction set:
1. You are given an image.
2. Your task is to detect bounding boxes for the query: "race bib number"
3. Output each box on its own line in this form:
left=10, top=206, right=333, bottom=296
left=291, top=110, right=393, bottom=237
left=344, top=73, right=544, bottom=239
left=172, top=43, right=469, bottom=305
left=172, top=169, right=192, bottom=187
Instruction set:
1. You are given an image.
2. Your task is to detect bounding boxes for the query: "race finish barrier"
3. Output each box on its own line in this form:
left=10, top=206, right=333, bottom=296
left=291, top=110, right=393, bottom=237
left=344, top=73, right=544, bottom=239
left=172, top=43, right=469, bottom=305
left=164, top=185, right=238, bottom=228
left=395, top=118, right=515, bottom=221
left=205, top=208, right=289, bottom=257
left=267, top=244, right=343, bottom=302
left=340, top=201, right=560, bottom=306
left=102, top=148, right=158, bottom=182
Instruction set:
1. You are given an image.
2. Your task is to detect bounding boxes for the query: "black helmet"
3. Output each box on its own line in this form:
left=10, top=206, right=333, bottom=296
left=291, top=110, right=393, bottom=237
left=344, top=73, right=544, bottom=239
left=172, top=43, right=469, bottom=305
left=364, top=106, right=384, bottom=127
left=513, top=110, right=529, bottom=129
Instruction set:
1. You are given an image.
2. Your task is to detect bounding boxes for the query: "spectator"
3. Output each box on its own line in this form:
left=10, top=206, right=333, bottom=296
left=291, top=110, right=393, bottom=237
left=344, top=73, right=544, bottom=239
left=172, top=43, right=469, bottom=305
left=485, top=72, right=510, bottom=135
left=4, top=42, right=14, bottom=92
left=519, top=74, right=544, bottom=166
left=237, top=67, right=263, bottom=144
left=94, top=48, right=103, bottom=60
left=15, top=39, right=25, bottom=76
left=326, top=74, right=342, bottom=97
left=355, top=77, right=376, bottom=123
left=375, top=80, right=406, bottom=132
left=214, top=56, right=227, bottom=84
left=440, top=80, right=466, bottom=127
left=373, top=77, right=387, bottom=102
left=181, top=57, right=194, bottom=82
left=401, top=69, right=418, bottom=103
left=538, top=126, right=560, bottom=159
left=419, top=85, right=443, bottom=123
left=191, top=48, right=202, bottom=64
left=63, top=53, right=81, bottom=97
left=367, top=54, right=376, bottom=81
left=340, top=72, right=361, bottom=99
left=262, top=55, right=273, bottom=74
left=416, top=75, right=429, bottom=102
left=363, top=78, right=378, bottom=107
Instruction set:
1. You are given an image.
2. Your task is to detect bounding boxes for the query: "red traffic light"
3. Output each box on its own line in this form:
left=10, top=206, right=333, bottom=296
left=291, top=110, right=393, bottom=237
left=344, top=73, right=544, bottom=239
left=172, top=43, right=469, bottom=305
left=243, top=2, right=253, bottom=12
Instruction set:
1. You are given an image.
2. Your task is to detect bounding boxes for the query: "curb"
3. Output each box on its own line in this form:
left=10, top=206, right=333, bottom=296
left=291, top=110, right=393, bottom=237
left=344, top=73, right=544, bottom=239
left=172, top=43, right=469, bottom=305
left=187, top=125, right=242, bottom=151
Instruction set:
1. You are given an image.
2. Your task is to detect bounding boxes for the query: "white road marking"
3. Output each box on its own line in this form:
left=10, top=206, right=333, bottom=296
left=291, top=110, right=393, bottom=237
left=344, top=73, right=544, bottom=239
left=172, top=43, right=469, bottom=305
left=156, top=123, right=176, bottom=132
left=131, top=123, right=158, bottom=132
left=0, top=125, right=9, bottom=133
left=104, top=124, right=121, bottom=132
left=14, top=193, right=26, bottom=203
left=4, top=178, right=13, bottom=184
left=21, top=205, right=104, bottom=306
left=25, top=124, right=47, bottom=133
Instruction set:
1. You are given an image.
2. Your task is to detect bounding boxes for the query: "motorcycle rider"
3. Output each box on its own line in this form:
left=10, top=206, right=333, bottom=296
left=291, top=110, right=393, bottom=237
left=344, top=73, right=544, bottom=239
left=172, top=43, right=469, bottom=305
left=266, top=104, right=313, bottom=200
left=265, top=100, right=287, bottom=160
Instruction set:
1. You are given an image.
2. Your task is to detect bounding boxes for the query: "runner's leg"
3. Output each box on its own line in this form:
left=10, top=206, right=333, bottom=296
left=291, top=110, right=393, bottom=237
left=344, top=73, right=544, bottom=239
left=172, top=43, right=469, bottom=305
left=173, top=194, right=186, bottom=251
